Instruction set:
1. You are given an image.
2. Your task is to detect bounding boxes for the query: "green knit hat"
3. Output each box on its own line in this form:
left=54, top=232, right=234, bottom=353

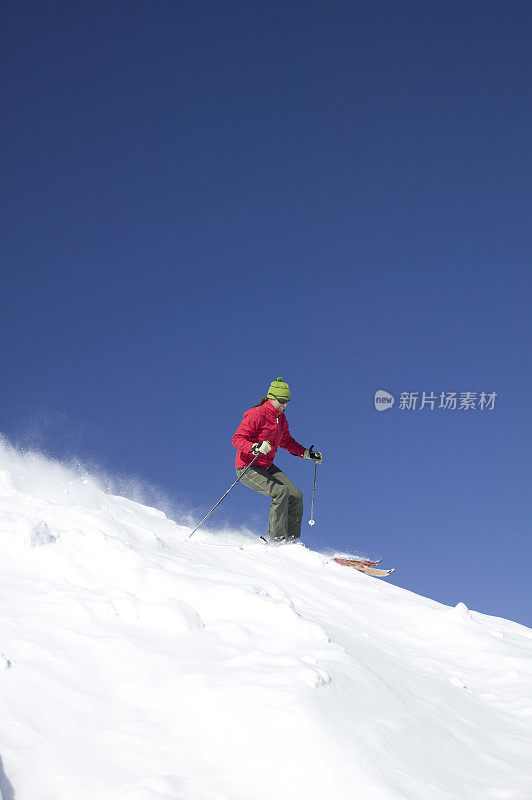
left=267, top=377, right=291, bottom=401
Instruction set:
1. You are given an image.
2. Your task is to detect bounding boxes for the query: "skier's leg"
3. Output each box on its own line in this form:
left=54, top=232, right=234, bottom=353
left=267, top=467, right=303, bottom=539
left=237, top=466, right=290, bottom=539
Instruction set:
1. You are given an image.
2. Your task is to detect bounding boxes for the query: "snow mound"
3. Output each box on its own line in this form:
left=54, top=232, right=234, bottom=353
left=0, top=440, right=531, bottom=800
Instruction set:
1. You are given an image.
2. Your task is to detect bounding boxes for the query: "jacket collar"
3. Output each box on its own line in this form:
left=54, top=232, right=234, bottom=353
left=264, top=399, right=280, bottom=417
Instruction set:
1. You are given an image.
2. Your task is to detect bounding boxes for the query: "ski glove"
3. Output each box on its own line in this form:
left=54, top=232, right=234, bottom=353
left=304, top=445, right=323, bottom=463
left=251, top=440, right=272, bottom=455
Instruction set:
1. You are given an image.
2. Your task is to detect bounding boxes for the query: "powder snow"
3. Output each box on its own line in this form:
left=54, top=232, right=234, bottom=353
left=0, top=440, right=531, bottom=800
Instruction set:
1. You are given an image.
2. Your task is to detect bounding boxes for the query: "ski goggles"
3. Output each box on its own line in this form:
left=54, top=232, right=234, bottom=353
left=273, top=397, right=289, bottom=404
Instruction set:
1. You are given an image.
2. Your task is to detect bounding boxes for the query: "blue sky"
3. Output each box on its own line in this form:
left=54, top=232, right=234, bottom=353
left=2, top=1, right=531, bottom=626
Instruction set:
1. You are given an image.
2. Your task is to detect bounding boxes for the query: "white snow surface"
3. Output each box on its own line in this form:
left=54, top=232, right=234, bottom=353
left=0, top=440, right=531, bottom=800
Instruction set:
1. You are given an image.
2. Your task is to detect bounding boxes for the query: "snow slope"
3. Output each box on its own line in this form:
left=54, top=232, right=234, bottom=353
left=0, top=440, right=531, bottom=800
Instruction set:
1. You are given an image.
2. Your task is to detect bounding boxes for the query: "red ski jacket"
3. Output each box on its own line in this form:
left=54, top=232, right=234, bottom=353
left=232, top=400, right=306, bottom=469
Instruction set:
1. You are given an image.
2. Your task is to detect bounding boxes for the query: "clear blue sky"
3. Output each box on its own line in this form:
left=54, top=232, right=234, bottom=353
left=2, top=1, right=531, bottom=626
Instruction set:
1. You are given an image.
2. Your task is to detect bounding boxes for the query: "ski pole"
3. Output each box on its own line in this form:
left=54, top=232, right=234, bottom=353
left=188, top=452, right=261, bottom=538
left=308, top=460, right=318, bottom=526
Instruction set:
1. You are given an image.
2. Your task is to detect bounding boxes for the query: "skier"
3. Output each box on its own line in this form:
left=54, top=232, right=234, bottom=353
left=232, top=378, right=322, bottom=543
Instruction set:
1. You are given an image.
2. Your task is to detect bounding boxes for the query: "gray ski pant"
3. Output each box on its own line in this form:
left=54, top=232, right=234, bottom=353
left=236, top=464, right=303, bottom=540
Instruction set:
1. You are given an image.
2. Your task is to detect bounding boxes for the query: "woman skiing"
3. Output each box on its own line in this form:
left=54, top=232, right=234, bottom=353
left=232, top=377, right=322, bottom=543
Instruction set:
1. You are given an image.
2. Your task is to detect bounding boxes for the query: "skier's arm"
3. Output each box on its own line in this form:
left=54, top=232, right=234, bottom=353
left=232, top=409, right=261, bottom=454
left=279, top=423, right=306, bottom=458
